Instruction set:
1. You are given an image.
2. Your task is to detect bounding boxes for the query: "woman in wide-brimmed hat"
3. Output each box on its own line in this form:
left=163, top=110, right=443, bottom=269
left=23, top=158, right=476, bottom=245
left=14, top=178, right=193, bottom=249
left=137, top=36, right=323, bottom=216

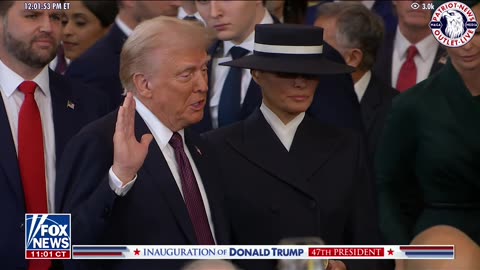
left=205, top=23, right=385, bottom=270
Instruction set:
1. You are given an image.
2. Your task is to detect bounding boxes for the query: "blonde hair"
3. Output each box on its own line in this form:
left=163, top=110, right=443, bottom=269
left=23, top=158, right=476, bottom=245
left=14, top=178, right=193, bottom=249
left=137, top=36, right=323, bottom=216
left=119, top=16, right=210, bottom=93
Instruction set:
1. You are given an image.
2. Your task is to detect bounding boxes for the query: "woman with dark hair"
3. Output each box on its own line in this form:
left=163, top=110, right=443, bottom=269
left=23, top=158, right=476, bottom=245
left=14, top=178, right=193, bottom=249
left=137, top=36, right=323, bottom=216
left=62, top=1, right=118, bottom=61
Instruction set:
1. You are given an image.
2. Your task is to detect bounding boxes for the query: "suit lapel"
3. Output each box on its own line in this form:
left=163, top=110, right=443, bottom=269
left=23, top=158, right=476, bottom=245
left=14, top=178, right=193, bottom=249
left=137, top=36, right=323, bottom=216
left=240, top=79, right=262, bottom=119
left=360, top=77, right=382, bottom=135
left=49, top=70, right=79, bottom=161
left=134, top=113, right=197, bottom=244
left=375, top=31, right=395, bottom=86
left=430, top=46, right=447, bottom=76
left=109, top=23, right=128, bottom=54
left=0, top=94, right=23, bottom=204
left=185, top=129, right=228, bottom=244
left=289, top=115, right=343, bottom=183
left=193, top=41, right=223, bottom=132
left=226, top=110, right=312, bottom=197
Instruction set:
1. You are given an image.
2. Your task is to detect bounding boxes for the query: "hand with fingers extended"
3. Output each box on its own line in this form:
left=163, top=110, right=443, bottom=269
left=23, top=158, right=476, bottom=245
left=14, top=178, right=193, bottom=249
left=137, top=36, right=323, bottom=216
left=112, top=92, right=153, bottom=184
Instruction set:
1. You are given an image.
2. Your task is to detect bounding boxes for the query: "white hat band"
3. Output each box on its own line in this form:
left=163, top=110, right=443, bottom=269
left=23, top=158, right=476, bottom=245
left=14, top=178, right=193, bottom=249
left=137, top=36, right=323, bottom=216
left=254, top=43, right=323, bottom=55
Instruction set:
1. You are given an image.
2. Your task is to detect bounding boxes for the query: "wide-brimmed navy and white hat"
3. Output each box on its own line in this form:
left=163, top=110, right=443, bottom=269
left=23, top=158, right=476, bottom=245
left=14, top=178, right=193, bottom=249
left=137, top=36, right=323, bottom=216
left=220, top=24, right=355, bottom=75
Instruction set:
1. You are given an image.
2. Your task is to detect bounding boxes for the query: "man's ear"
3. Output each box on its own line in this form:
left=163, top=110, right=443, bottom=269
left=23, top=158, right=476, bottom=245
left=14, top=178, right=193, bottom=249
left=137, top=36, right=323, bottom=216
left=343, top=48, right=363, bottom=69
left=132, top=73, right=153, bottom=99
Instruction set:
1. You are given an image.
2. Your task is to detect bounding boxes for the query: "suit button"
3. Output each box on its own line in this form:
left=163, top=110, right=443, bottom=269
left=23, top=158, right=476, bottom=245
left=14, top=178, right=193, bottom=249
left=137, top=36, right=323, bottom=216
left=309, top=200, right=317, bottom=208
left=20, top=223, right=24, bottom=231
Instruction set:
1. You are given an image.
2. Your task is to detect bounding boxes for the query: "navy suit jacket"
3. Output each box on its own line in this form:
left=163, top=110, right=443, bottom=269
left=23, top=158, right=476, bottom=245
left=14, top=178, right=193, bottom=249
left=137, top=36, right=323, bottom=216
left=192, top=40, right=362, bottom=133
left=57, top=110, right=230, bottom=270
left=373, top=31, right=447, bottom=88
left=0, top=70, right=109, bottom=270
left=66, top=23, right=126, bottom=110
left=360, top=74, right=398, bottom=160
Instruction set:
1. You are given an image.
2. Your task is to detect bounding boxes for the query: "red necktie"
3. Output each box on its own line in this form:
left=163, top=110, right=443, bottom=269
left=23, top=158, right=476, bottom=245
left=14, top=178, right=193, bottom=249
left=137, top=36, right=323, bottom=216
left=396, top=45, right=418, bottom=92
left=18, top=81, right=51, bottom=270
left=169, top=132, right=215, bottom=245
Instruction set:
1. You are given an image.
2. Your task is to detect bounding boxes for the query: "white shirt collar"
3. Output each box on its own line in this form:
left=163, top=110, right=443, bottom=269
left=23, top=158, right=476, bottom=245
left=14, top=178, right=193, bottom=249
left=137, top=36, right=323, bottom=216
left=223, top=9, right=274, bottom=57
left=354, top=70, right=372, bottom=102
left=0, top=60, right=50, bottom=97
left=115, top=16, right=133, bottom=37
left=134, top=96, right=185, bottom=151
left=395, top=26, right=438, bottom=62
left=177, top=6, right=190, bottom=19
left=177, top=6, right=205, bottom=25
left=260, top=102, right=305, bottom=151
left=361, top=0, right=375, bottom=10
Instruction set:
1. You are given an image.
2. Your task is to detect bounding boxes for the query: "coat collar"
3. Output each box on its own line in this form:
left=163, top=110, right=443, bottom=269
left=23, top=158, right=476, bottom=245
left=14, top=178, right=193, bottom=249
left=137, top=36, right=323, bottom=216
left=225, top=110, right=342, bottom=198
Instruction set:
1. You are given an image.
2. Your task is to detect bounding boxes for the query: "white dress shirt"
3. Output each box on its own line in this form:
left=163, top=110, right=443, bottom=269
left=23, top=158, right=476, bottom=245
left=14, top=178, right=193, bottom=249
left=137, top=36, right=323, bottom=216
left=391, top=27, right=439, bottom=88
left=260, top=103, right=305, bottom=151
left=177, top=6, right=206, bottom=25
left=210, top=9, right=274, bottom=128
left=0, top=60, right=56, bottom=212
left=115, top=16, right=133, bottom=37
left=109, top=97, right=216, bottom=242
left=354, top=71, right=372, bottom=102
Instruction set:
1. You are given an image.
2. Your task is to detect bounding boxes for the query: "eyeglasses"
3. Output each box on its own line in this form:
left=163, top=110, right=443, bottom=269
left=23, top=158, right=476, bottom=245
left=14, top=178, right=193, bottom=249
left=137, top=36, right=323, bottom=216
left=273, top=72, right=319, bottom=80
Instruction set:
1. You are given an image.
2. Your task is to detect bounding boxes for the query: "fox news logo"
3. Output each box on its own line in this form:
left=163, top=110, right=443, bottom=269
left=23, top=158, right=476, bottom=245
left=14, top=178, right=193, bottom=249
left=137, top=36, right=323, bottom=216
left=430, top=1, right=478, bottom=47
left=25, top=214, right=71, bottom=259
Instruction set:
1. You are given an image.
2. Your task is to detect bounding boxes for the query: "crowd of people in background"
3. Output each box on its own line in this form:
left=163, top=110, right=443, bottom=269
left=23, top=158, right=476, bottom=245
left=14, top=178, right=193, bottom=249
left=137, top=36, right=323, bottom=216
left=0, top=1, right=479, bottom=270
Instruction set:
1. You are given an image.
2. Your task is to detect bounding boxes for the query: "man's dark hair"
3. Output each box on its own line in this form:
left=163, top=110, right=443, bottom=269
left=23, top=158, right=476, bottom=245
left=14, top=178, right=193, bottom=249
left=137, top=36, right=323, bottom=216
left=0, top=1, right=14, bottom=17
left=82, top=1, right=118, bottom=27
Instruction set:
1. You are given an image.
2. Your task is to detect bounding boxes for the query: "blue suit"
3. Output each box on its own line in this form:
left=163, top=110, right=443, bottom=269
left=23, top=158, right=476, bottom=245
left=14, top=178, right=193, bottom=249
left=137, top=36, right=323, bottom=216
left=66, top=23, right=126, bottom=110
left=0, top=70, right=109, bottom=270
left=192, top=40, right=362, bottom=133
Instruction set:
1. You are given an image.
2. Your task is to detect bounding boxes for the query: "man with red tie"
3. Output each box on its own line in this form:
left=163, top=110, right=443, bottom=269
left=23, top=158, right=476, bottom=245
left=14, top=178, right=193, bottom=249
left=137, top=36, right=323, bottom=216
left=57, top=17, right=229, bottom=270
left=0, top=1, right=109, bottom=269
left=374, top=0, right=447, bottom=92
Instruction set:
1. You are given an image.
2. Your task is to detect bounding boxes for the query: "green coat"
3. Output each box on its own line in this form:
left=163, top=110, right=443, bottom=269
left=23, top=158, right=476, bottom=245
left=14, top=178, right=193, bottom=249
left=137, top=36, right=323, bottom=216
left=376, top=61, right=480, bottom=245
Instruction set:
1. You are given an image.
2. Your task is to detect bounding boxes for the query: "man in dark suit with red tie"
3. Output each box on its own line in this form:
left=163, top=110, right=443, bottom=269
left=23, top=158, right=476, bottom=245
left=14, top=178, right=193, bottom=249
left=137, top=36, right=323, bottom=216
left=57, top=17, right=229, bottom=270
left=373, top=0, right=446, bottom=91
left=0, top=1, right=109, bottom=269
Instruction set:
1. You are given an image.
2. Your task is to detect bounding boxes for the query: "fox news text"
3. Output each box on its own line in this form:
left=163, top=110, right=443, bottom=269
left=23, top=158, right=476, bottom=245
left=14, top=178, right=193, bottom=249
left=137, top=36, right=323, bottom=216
left=25, top=214, right=71, bottom=259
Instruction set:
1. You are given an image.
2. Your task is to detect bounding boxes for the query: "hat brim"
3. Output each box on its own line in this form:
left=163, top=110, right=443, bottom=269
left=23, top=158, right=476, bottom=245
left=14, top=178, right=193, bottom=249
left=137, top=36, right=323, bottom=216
left=219, top=54, right=355, bottom=75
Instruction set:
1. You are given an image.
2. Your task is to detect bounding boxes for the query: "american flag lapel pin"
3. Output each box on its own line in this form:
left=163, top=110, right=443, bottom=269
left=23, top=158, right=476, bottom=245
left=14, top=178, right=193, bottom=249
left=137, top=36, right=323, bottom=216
left=195, top=145, right=202, bottom=156
left=67, top=100, right=75, bottom=110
